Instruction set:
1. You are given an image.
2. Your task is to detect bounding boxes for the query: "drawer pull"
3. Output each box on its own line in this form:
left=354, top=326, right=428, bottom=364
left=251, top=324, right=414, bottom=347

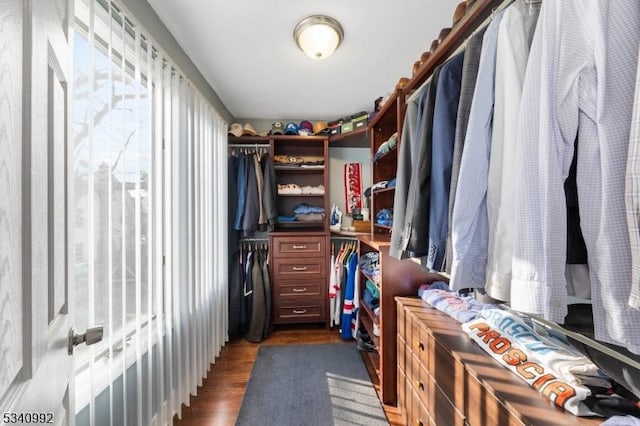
left=416, top=380, right=424, bottom=391
left=292, top=245, right=308, bottom=249
left=293, top=309, right=307, bottom=314
left=416, top=421, right=424, bottom=426
left=292, top=266, right=308, bottom=271
left=292, top=288, right=307, bottom=293
left=415, top=341, right=424, bottom=351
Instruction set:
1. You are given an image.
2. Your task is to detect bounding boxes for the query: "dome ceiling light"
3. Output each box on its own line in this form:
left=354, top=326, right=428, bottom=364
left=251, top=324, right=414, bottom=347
left=293, top=15, right=344, bottom=60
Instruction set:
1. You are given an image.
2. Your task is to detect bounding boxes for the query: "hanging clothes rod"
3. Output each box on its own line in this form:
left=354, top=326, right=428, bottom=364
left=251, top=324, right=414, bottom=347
left=240, top=237, right=268, bottom=242
left=228, top=143, right=270, bottom=149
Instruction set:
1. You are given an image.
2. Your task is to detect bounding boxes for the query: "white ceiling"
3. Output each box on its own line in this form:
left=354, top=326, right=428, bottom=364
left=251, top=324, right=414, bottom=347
left=148, top=0, right=460, bottom=121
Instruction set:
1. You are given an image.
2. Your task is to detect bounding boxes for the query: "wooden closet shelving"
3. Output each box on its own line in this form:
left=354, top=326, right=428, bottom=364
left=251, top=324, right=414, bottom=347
left=354, top=0, right=507, bottom=408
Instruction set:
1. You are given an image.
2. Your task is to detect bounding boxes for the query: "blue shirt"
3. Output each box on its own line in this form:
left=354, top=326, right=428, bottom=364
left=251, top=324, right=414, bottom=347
left=449, top=11, right=505, bottom=290
left=427, top=51, right=464, bottom=271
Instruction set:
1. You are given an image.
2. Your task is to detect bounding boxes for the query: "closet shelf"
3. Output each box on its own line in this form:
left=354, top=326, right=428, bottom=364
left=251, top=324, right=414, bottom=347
left=373, top=223, right=393, bottom=231
left=228, top=135, right=270, bottom=144
left=275, top=221, right=325, bottom=228
left=329, top=126, right=369, bottom=148
left=274, top=166, right=325, bottom=172
left=373, top=147, right=397, bottom=164
left=369, top=89, right=401, bottom=130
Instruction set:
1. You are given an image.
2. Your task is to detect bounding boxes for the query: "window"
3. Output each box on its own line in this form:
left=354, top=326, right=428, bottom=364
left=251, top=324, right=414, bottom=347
left=71, top=0, right=228, bottom=423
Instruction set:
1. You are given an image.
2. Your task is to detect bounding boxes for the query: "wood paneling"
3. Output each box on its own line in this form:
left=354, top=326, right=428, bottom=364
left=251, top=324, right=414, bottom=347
left=173, top=325, right=404, bottom=425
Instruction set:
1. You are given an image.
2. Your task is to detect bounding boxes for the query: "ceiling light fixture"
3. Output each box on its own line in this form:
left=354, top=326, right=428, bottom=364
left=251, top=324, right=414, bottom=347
left=293, top=15, right=344, bottom=60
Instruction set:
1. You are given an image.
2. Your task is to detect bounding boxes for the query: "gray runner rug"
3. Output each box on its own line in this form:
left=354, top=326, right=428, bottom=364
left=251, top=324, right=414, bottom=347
left=236, top=343, right=389, bottom=425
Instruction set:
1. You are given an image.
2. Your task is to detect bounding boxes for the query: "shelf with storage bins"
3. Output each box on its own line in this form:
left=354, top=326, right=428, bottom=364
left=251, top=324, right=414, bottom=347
left=270, top=135, right=329, bottom=232
left=328, top=125, right=370, bottom=148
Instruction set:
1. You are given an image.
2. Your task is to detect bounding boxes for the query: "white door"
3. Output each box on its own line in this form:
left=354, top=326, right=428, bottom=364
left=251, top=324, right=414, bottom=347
left=0, top=0, right=85, bottom=424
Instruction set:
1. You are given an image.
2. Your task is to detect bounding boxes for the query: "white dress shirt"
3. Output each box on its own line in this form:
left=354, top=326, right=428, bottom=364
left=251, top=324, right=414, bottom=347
left=626, top=45, right=640, bottom=310
left=512, top=1, right=640, bottom=353
left=485, top=0, right=539, bottom=301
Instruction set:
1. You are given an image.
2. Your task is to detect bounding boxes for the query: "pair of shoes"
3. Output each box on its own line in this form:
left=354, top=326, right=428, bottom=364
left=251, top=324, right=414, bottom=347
left=357, top=339, right=377, bottom=353
left=356, top=329, right=377, bottom=352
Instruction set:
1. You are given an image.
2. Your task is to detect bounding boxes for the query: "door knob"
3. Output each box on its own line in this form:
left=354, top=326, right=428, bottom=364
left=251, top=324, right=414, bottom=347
left=68, top=326, right=104, bottom=355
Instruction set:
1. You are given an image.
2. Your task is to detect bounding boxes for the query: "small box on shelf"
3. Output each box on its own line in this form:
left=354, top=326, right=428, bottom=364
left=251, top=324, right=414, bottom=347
left=341, top=121, right=354, bottom=134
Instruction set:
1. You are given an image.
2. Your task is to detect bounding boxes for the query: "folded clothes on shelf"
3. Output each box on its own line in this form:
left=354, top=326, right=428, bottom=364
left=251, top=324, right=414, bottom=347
left=293, top=203, right=325, bottom=214
left=277, top=183, right=303, bottom=194
left=295, top=213, right=325, bottom=222
left=277, top=215, right=297, bottom=222
left=375, top=208, right=393, bottom=226
left=372, top=132, right=398, bottom=162
left=301, top=184, right=325, bottom=194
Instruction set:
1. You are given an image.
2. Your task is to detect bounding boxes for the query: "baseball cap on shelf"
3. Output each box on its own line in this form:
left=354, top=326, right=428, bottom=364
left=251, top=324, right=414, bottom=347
left=284, top=122, right=299, bottom=135
left=228, top=123, right=243, bottom=137
left=269, top=121, right=285, bottom=135
left=298, top=120, right=313, bottom=136
left=313, top=121, right=328, bottom=135
left=242, top=123, right=257, bottom=136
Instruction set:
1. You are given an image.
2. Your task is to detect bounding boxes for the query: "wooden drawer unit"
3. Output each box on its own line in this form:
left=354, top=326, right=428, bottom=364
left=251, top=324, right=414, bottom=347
left=273, top=301, right=324, bottom=323
left=270, top=232, right=328, bottom=325
left=396, top=297, right=601, bottom=426
left=275, top=280, right=323, bottom=298
left=272, top=258, right=325, bottom=279
left=272, top=235, right=326, bottom=258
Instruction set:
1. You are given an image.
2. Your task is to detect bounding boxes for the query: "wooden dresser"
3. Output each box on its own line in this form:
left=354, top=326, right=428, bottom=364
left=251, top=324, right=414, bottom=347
left=270, top=232, right=329, bottom=325
left=396, top=297, right=601, bottom=426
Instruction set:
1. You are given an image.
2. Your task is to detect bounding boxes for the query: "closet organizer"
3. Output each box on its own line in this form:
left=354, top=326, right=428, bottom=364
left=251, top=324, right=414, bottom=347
left=382, top=0, right=640, bottom=424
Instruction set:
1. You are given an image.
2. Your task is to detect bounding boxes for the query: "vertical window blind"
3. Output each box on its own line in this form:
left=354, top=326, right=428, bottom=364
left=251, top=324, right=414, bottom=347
left=71, top=0, right=228, bottom=424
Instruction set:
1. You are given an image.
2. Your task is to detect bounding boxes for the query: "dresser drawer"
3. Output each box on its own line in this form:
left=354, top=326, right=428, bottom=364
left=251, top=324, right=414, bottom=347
left=273, top=302, right=324, bottom=324
left=275, top=280, right=323, bottom=298
left=272, top=235, right=326, bottom=258
left=273, top=258, right=326, bottom=279
left=465, top=372, right=524, bottom=426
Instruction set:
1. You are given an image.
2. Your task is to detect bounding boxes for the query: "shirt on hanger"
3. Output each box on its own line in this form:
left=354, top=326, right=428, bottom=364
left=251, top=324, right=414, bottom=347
left=511, top=0, right=640, bottom=354
left=485, top=0, right=539, bottom=301
left=626, top=44, right=640, bottom=310
left=449, top=10, right=505, bottom=290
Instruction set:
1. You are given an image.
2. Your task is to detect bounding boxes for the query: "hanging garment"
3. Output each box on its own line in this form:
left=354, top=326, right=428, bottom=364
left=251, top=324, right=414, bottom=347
left=242, top=154, right=260, bottom=237
left=340, top=251, right=358, bottom=340
left=511, top=0, right=640, bottom=354
left=389, top=93, right=422, bottom=259
left=427, top=51, right=465, bottom=271
left=329, top=249, right=337, bottom=327
left=485, top=1, right=540, bottom=301
left=246, top=248, right=266, bottom=343
left=350, top=257, right=360, bottom=340
left=253, top=153, right=267, bottom=232
left=228, top=154, right=240, bottom=251
left=228, top=249, right=243, bottom=337
left=233, top=152, right=248, bottom=231
left=449, top=10, right=505, bottom=291
left=404, top=66, right=442, bottom=258
left=260, top=247, right=272, bottom=339
left=261, top=153, right=278, bottom=231
left=627, top=44, right=640, bottom=310
left=240, top=249, right=252, bottom=329
left=446, top=28, right=486, bottom=274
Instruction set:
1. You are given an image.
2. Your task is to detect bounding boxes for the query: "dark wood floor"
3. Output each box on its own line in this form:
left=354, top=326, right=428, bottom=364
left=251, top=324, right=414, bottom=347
left=173, top=324, right=404, bottom=425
